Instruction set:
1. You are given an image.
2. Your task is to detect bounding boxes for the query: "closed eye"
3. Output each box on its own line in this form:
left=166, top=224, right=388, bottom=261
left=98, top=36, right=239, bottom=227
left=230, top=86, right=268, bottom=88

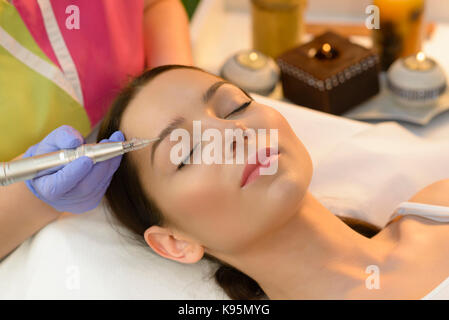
left=225, top=100, right=252, bottom=119
left=177, top=100, right=253, bottom=170
left=177, top=143, right=197, bottom=170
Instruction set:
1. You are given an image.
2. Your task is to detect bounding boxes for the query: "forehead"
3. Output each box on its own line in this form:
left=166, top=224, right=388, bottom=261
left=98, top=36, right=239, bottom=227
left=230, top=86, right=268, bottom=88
left=121, top=68, right=220, bottom=140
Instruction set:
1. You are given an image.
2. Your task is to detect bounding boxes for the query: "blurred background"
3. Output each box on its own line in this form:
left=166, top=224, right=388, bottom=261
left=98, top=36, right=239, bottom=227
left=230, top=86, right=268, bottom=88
left=181, top=0, right=201, bottom=18
left=183, top=0, right=449, bottom=134
left=183, top=0, right=449, bottom=23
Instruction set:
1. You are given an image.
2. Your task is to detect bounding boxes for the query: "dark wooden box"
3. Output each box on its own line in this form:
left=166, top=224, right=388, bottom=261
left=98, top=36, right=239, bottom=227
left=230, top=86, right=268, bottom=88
left=277, top=31, right=380, bottom=115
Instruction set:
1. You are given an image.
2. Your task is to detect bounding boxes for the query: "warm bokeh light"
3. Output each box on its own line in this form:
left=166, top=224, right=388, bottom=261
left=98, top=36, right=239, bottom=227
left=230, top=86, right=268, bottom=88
left=249, top=52, right=259, bottom=61
left=322, top=43, right=331, bottom=53
left=417, top=51, right=426, bottom=62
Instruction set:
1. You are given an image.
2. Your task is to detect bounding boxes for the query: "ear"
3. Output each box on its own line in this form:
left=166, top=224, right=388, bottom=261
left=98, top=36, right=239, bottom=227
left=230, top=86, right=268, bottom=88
left=144, top=225, right=204, bottom=264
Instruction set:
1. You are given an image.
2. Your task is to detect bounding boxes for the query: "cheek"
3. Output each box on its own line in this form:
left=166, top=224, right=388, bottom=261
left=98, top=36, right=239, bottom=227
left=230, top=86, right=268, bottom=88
left=250, top=106, right=296, bottom=149
left=176, top=171, right=224, bottom=214
left=254, top=107, right=306, bottom=161
left=254, top=106, right=287, bottom=128
left=159, top=167, right=242, bottom=244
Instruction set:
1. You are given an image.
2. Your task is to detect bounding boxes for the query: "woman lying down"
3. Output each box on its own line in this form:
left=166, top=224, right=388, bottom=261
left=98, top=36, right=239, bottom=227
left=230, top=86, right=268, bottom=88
left=3, top=65, right=449, bottom=299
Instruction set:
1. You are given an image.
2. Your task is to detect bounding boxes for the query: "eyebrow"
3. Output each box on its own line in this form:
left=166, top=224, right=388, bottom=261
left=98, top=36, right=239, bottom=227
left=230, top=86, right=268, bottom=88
left=151, top=116, right=185, bottom=166
left=150, top=81, right=253, bottom=166
left=203, top=80, right=253, bottom=104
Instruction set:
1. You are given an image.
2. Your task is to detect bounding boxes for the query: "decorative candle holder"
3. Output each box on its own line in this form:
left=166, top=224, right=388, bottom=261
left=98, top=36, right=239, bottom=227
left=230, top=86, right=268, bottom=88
left=220, top=49, right=280, bottom=95
left=387, top=52, right=447, bottom=108
left=277, top=31, right=381, bottom=115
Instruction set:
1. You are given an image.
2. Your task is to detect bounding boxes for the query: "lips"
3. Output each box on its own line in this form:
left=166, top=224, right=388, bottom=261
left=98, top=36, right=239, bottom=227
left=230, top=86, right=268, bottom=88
left=240, top=147, right=279, bottom=188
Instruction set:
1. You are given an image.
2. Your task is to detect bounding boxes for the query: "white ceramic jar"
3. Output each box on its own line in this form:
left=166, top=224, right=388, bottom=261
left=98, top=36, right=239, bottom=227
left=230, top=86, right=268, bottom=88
left=220, top=50, right=280, bottom=96
left=387, top=52, right=447, bottom=108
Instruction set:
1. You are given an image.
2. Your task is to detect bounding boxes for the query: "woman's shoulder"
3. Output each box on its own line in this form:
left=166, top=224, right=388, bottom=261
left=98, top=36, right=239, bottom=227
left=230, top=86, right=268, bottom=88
left=407, top=178, right=449, bottom=207
left=385, top=178, right=449, bottom=227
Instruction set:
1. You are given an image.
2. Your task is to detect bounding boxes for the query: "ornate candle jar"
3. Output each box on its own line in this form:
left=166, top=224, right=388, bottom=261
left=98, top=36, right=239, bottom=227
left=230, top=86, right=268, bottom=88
left=277, top=31, right=381, bottom=115
left=387, top=52, right=447, bottom=108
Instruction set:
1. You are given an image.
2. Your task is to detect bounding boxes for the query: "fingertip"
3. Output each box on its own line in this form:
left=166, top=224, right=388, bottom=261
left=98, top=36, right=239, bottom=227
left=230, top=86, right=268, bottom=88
left=63, top=156, right=94, bottom=182
left=67, top=137, right=83, bottom=148
left=77, top=156, right=94, bottom=170
left=60, top=126, right=84, bottom=149
left=110, top=131, right=125, bottom=142
left=74, top=159, right=110, bottom=187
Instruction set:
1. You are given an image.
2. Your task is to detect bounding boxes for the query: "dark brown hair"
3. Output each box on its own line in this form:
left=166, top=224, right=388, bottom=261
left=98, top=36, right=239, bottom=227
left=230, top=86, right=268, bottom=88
left=97, top=65, right=381, bottom=300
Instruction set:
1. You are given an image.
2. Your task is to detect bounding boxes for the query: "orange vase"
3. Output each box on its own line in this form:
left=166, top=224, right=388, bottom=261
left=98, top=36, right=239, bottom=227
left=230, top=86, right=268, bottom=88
left=372, top=0, right=425, bottom=70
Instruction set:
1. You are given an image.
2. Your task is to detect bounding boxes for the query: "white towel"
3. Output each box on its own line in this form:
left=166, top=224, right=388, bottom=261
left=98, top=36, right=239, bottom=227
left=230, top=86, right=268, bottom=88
left=309, top=121, right=449, bottom=227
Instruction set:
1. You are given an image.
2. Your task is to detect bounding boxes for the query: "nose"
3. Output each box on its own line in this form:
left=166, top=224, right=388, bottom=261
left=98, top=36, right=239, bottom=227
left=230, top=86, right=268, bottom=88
left=201, top=117, right=253, bottom=162
left=228, top=122, right=253, bottom=161
left=234, top=121, right=247, bottom=132
left=204, top=117, right=250, bottom=137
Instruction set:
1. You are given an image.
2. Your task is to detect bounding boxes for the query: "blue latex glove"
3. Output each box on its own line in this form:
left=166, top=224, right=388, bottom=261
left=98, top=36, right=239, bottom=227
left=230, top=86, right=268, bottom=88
left=24, top=125, right=124, bottom=213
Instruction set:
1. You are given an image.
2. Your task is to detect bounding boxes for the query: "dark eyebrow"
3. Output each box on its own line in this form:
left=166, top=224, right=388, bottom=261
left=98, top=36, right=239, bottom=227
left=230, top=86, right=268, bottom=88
left=151, top=116, right=185, bottom=166
left=203, top=80, right=253, bottom=104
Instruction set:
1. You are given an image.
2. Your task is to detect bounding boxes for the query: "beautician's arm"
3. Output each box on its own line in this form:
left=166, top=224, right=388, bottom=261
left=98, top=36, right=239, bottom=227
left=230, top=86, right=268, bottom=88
left=0, top=155, right=61, bottom=261
left=143, top=0, right=193, bottom=67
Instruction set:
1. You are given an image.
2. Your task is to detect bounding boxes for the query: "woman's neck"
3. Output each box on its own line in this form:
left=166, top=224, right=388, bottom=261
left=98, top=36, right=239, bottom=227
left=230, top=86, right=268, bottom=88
left=221, top=191, right=402, bottom=299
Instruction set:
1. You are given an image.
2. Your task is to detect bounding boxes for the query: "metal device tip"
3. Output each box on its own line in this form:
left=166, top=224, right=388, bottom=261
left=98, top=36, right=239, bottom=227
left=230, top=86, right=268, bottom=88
left=123, top=137, right=160, bottom=153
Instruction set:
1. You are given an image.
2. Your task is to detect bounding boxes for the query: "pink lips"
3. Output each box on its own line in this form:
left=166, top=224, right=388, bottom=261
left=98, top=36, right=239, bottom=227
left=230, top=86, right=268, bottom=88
left=240, top=147, right=279, bottom=188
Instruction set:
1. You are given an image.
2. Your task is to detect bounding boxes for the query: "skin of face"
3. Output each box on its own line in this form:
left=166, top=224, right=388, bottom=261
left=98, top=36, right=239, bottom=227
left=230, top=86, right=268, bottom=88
left=120, top=68, right=313, bottom=263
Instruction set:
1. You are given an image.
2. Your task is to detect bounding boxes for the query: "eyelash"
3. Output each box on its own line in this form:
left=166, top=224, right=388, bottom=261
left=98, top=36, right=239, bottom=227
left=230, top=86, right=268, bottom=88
left=225, top=100, right=252, bottom=118
left=177, top=145, right=195, bottom=170
left=177, top=100, right=252, bottom=170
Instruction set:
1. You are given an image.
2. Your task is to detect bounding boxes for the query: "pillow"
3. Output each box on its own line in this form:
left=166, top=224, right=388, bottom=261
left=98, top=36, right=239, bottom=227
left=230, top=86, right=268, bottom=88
left=2, top=94, right=449, bottom=298
left=0, top=201, right=228, bottom=299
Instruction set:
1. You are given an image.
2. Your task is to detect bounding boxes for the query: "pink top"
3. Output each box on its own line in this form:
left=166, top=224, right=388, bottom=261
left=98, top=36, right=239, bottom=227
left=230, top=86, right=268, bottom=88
left=13, top=0, right=146, bottom=127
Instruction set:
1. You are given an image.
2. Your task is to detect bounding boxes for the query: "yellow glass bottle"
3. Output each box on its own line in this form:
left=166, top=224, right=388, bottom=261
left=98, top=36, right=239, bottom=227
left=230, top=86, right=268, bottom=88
left=251, top=0, right=307, bottom=59
left=372, top=0, right=425, bottom=70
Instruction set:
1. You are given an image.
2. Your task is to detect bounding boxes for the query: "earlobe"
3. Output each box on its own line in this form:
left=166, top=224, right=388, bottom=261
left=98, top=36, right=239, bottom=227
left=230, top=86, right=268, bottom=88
left=144, top=226, right=204, bottom=264
left=180, top=242, right=204, bottom=264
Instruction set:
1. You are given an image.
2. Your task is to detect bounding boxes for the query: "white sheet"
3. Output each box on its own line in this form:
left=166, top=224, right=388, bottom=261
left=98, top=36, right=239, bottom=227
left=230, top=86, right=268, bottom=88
left=423, top=277, right=449, bottom=300
left=309, top=120, right=449, bottom=227
left=2, top=94, right=449, bottom=299
left=0, top=201, right=227, bottom=299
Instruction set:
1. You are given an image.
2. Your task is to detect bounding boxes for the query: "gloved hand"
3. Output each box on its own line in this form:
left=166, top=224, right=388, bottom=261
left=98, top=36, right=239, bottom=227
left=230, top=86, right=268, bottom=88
left=24, top=125, right=124, bottom=214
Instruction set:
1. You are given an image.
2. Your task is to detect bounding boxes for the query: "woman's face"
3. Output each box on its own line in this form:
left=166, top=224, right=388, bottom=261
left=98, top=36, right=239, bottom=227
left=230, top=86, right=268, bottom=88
left=121, top=68, right=313, bottom=257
